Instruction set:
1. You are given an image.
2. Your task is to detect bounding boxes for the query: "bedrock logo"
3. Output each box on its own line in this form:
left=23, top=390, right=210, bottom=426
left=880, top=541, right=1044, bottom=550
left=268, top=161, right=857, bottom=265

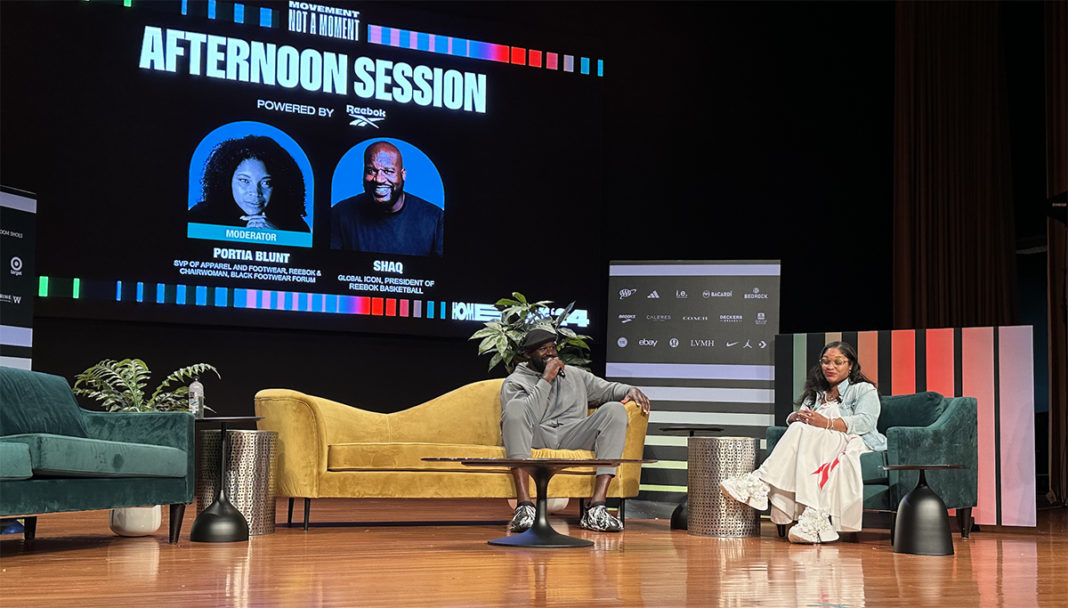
left=744, top=287, right=769, bottom=299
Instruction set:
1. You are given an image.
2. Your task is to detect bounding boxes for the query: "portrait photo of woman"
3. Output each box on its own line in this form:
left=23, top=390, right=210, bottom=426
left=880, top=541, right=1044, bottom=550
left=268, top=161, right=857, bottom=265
left=188, top=135, right=310, bottom=232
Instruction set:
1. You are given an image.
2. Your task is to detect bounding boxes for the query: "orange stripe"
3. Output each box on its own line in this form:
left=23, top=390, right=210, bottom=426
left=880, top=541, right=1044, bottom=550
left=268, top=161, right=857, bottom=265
left=891, top=329, right=915, bottom=395
left=925, top=328, right=956, bottom=396
left=857, top=331, right=879, bottom=387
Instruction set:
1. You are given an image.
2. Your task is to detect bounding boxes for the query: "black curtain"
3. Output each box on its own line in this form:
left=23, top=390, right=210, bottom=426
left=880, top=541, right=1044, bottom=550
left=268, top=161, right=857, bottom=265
left=1044, top=0, right=1067, bottom=508
left=892, top=1, right=1018, bottom=329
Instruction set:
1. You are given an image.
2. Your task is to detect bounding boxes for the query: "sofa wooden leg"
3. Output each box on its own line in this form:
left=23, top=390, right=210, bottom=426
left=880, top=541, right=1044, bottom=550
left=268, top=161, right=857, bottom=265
left=288, top=498, right=294, bottom=526
left=958, top=507, right=973, bottom=539
left=776, top=524, right=786, bottom=538
left=578, top=498, right=586, bottom=517
left=168, top=504, right=186, bottom=544
left=22, top=516, right=37, bottom=541
left=303, top=498, right=311, bottom=531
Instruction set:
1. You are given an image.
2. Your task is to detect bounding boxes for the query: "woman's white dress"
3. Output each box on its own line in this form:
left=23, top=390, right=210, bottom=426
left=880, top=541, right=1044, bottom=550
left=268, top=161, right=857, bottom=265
left=756, top=397, right=871, bottom=532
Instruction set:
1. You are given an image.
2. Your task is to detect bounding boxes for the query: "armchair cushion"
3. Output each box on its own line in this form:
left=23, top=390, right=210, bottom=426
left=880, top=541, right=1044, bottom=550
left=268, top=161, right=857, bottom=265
left=0, top=442, right=32, bottom=480
left=0, top=368, right=87, bottom=438
left=877, top=391, right=945, bottom=434
left=0, top=434, right=187, bottom=478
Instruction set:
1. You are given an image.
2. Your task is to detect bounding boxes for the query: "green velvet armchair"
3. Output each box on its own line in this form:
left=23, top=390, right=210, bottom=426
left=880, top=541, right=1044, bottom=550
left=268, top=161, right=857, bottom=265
left=766, top=391, right=978, bottom=538
left=0, top=366, right=196, bottom=543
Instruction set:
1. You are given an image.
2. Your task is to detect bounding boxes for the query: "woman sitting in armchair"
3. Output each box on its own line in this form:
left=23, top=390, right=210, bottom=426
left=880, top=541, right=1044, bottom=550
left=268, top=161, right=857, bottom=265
left=720, top=341, right=886, bottom=543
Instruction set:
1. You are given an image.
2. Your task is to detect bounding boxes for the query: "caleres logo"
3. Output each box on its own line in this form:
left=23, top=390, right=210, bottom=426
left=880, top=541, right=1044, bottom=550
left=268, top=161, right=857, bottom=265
left=646, top=314, right=671, bottom=322
left=745, top=287, right=769, bottom=299
left=618, top=314, right=637, bottom=324
left=347, top=105, right=386, bottom=127
left=619, top=288, right=638, bottom=300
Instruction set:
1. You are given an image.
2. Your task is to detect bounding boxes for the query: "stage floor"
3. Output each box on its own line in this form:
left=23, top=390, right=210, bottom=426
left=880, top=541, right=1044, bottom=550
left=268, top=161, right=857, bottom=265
left=1, top=498, right=1065, bottom=607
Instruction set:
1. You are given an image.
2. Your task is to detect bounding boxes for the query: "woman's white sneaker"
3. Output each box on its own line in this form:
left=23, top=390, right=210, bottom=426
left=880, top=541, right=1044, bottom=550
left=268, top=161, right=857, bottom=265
left=788, top=507, right=839, bottom=544
left=719, top=472, right=770, bottom=511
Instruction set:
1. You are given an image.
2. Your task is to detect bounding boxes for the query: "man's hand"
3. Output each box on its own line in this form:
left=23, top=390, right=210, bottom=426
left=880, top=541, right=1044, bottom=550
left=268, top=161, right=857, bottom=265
left=625, top=387, right=651, bottom=415
left=541, top=356, right=565, bottom=382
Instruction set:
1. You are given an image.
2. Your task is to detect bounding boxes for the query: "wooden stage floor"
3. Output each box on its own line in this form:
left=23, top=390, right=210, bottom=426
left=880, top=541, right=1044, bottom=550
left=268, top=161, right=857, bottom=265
left=1, top=498, right=1065, bottom=607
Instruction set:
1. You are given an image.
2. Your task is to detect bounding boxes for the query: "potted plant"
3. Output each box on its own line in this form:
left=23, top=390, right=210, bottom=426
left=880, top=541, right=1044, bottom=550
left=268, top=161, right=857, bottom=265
left=468, top=292, right=592, bottom=374
left=72, top=358, right=220, bottom=536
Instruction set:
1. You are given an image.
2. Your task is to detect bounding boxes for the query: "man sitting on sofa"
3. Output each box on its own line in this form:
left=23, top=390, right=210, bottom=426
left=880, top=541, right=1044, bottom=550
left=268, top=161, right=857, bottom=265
left=501, top=328, right=651, bottom=533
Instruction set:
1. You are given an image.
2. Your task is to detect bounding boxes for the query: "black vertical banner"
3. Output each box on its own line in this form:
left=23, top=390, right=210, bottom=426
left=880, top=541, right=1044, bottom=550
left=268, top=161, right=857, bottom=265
left=0, top=187, right=38, bottom=369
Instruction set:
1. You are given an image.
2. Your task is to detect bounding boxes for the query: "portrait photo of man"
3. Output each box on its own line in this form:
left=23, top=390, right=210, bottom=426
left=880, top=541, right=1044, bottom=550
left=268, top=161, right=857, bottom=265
left=330, top=140, right=444, bottom=256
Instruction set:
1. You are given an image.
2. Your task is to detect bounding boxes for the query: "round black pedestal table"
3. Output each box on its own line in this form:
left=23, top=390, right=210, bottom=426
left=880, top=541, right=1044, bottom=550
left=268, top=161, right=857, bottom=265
left=883, top=464, right=963, bottom=556
left=190, top=416, right=262, bottom=543
left=424, top=458, right=655, bottom=548
left=658, top=426, right=723, bottom=530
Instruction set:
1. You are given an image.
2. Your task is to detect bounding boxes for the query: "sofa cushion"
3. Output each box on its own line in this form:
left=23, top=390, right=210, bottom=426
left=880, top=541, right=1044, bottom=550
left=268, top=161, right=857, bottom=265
left=877, top=391, right=945, bottom=434
left=860, top=450, right=888, bottom=484
left=0, top=434, right=187, bottom=478
left=0, top=367, right=88, bottom=438
left=328, top=442, right=597, bottom=472
left=0, top=441, right=32, bottom=480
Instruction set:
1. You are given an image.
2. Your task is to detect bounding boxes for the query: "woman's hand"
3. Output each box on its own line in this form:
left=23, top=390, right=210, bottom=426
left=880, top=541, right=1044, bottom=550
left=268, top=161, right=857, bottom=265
left=791, top=409, right=834, bottom=430
left=242, top=213, right=279, bottom=230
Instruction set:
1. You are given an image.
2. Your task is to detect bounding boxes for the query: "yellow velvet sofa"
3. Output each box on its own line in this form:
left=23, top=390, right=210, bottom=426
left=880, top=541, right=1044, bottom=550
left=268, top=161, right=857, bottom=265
left=254, top=378, right=649, bottom=528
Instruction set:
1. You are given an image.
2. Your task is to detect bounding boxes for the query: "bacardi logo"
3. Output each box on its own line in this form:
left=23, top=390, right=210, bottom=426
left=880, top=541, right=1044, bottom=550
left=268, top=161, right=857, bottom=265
left=703, top=290, right=733, bottom=298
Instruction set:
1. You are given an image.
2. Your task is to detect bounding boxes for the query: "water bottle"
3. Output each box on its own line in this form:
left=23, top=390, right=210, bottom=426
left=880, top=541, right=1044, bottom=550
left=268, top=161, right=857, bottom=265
left=189, top=376, right=205, bottom=418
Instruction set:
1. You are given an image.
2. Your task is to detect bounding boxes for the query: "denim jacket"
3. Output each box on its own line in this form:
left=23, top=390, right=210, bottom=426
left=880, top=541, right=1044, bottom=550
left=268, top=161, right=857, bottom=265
left=804, top=379, right=887, bottom=452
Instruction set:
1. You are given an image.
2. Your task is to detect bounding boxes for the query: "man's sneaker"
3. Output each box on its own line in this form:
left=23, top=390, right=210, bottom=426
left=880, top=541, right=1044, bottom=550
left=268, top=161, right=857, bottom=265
left=580, top=504, right=624, bottom=532
left=720, top=472, right=770, bottom=511
left=509, top=503, right=535, bottom=532
left=788, top=507, right=839, bottom=544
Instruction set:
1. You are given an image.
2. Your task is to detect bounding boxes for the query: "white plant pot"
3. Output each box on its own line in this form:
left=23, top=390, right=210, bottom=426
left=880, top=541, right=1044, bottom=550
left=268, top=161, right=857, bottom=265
left=109, top=505, right=162, bottom=537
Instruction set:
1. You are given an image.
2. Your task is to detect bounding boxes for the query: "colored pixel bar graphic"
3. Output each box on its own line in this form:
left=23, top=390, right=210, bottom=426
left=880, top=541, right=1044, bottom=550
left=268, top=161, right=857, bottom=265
left=366, top=25, right=603, bottom=76
left=87, top=1, right=602, bottom=76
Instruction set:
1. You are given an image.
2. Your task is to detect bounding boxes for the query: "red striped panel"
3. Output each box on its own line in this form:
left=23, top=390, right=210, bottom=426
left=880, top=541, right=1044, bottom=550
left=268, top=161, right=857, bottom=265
left=510, top=47, right=526, bottom=65
left=925, top=328, right=956, bottom=396
left=399, top=299, right=410, bottom=317
left=857, top=331, right=879, bottom=387
left=529, top=49, right=543, bottom=68
left=890, top=330, right=916, bottom=395
left=385, top=298, right=397, bottom=317
left=997, top=326, right=1036, bottom=526
left=371, top=298, right=384, bottom=316
left=962, top=326, right=996, bottom=525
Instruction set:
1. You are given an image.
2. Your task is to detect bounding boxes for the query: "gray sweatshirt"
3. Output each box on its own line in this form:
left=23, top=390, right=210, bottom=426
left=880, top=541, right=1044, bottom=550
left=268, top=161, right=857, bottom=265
left=500, top=363, right=633, bottom=429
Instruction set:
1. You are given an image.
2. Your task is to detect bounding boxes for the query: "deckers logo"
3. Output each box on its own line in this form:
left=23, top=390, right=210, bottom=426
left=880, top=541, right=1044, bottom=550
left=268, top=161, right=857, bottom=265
left=619, top=288, right=638, bottom=300
left=347, top=105, right=386, bottom=127
left=618, top=314, right=637, bottom=324
left=745, top=287, right=769, bottom=299
left=719, top=314, right=743, bottom=323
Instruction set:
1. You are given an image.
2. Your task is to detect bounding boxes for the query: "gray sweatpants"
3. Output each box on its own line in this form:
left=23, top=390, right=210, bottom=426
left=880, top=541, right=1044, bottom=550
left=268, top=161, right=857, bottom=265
left=501, top=401, right=629, bottom=476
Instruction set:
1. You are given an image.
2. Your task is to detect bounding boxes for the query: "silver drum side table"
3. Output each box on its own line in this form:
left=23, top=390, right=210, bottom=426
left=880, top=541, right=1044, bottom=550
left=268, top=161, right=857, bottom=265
left=687, top=436, right=760, bottom=537
left=196, top=429, right=278, bottom=535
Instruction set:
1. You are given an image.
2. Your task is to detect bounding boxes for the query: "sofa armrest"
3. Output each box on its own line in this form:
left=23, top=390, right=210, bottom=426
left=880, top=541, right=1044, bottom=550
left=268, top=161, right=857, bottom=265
left=884, top=396, right=978, bottom=508
left=765, top=426, right=787, bottom=455
left=255, top=389, right=392, bottom=498
left=80, top=410, right=196, bottom=499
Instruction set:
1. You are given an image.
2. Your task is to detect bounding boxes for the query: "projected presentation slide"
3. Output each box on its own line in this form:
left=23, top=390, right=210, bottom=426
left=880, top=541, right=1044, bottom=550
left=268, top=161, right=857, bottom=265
left=0, top=2, right=603, bottom=337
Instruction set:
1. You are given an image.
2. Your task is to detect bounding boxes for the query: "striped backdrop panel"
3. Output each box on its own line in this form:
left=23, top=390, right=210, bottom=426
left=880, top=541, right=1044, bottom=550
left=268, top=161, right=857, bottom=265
left=773, top=326, right=1036, bottom=527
